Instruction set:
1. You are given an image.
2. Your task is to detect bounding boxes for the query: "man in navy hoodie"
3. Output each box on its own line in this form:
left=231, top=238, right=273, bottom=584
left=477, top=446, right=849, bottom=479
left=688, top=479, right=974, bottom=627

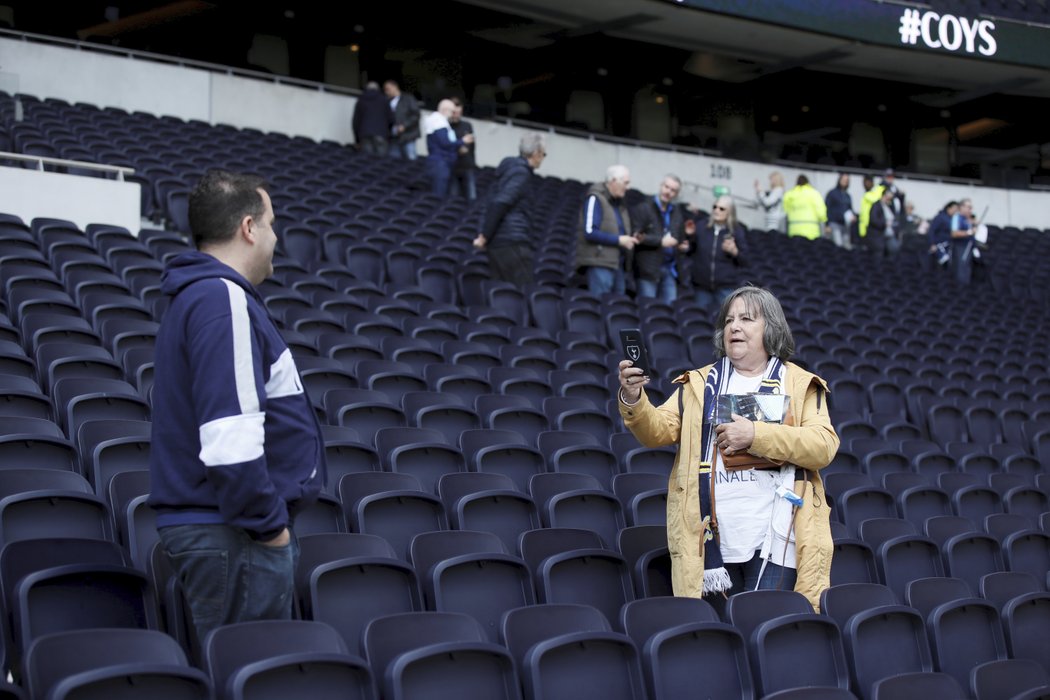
left=149, top=169, right=325, bottom=643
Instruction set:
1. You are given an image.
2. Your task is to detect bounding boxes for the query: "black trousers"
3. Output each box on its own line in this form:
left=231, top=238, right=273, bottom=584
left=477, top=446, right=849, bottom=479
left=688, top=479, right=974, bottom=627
left=488, top=243, right=535, bottom=287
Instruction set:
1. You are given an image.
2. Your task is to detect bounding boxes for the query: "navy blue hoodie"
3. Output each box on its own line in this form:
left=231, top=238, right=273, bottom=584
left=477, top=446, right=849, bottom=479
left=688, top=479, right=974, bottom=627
left=148, top=251, right=325, bottom=540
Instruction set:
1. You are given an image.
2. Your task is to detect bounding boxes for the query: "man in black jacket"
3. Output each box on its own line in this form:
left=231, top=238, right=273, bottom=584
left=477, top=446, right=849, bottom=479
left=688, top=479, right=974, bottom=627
left=383, top=80, right=420, bottom=160
left=352, top=82, right=393, bottom=156
left=630, top=174, right=694, bottom=303
left=449, top=97, right=477, bottom=202
left=473, top=133, right=547, bottom=286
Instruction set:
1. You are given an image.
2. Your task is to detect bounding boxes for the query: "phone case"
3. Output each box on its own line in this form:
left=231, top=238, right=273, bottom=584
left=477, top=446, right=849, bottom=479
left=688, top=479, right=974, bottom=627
left=619, top=328, right=653, bottom=377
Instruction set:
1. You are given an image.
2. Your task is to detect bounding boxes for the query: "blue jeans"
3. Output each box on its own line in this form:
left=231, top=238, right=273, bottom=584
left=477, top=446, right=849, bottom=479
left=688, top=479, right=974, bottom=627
left=160, top=524, right=299, bottom=643
left=694, top=286, right=734, bottom=311
left=586, top=266, right=624, bottom=296
left=952, top=238, right=974, bottom=285
left=708, top=550, right=799, bottom=621
left=426, top=158, right=453, bottom=197
left=449, top=169, right=477, bottom=201
left=389, top=140, right=418, bottom=160
left=637, top=269, right=677, bottom=304
left=359, top=136, right=387, bottom=156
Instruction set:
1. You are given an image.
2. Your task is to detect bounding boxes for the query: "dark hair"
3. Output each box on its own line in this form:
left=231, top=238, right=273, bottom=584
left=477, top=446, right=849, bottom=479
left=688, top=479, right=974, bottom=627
left=188, top=169, right=268, bottom=249
left=450, top=96, right=463, bottom=107
left=713, top=285, right=795, bottom=361
left=796, top=175, right=809, bottom=186
left=945, top=200, right=959, bottom=212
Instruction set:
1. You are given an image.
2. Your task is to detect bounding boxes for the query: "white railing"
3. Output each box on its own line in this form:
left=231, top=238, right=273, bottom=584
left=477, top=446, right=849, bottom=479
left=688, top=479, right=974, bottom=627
left=0, top=150, right=134, bottom=179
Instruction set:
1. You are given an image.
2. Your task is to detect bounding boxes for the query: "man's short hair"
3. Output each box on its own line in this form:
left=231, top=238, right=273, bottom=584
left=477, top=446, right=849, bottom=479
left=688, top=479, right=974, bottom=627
left=519, top=133, right=546, bottom=158
left=663, top=174, right=682, bottom=188
left=796, top=175, right=809, bottom=186
left=945, top=200, right=959, bottom=211
left=450, top=96, right=463, bottom=107
left=365, top=81, right=380, bottom=91
left=606, top=164, right=629, bottom=183
left=188, top=169, right=268, bottom=249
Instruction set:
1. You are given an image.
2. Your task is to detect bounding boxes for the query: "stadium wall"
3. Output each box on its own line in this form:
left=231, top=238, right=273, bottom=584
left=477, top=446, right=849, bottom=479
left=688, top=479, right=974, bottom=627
left=1, top=36, right=1045, bottom=232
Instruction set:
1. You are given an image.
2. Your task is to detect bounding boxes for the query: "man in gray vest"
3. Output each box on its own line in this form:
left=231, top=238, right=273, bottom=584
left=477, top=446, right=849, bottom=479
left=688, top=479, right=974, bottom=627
left=576, top=164, right=635, bottom=295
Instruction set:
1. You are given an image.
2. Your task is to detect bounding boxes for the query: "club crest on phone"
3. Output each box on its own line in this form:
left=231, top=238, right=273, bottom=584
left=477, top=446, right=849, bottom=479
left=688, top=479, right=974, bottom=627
left=626, top=345, right=641, bottom=361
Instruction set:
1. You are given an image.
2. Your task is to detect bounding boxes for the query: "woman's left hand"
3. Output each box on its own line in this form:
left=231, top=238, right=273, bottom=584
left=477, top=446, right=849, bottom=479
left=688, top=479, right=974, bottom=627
left=714, top=414, right=755, bottom=454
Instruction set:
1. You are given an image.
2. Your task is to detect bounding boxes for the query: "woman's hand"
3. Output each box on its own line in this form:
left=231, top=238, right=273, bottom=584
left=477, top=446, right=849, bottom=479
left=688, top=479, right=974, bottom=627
left=721, top=236, right=738, bottom=257
left=617, top=359, right=649, bottom=404
left=714, top=414, right=755, bottom=454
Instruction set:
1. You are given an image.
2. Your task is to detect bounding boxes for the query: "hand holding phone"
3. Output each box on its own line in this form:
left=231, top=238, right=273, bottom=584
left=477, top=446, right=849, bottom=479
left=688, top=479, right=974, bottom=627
left=618, top=328, right=653, bottom=379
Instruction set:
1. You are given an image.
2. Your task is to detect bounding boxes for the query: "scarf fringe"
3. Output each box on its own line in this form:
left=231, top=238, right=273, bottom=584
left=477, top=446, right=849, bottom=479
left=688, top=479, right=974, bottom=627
left=703, top=566, right=733, bottom=595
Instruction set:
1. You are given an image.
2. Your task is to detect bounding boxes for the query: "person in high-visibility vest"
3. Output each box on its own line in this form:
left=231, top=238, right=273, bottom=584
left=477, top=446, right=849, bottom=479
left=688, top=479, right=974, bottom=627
left=857, top=175, right=885, bottom=243
left=782, top=175, right=827, bottom=240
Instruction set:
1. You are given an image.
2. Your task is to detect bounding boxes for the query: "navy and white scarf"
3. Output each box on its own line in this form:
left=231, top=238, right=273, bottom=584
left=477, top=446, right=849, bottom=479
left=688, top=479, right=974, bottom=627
left=697, top=355, right=785, bottom=596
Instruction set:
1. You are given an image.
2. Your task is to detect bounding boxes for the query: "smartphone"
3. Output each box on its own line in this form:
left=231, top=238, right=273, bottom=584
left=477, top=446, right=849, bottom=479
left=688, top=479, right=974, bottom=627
left=618, top=328, right=654, bottom=378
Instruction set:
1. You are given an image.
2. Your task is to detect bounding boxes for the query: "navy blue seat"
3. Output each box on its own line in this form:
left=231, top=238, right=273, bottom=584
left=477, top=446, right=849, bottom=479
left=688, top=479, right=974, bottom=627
left=25, top=628, right=211, bottom=700
left=409, top=530, right=534, bottom=643
left=620, top=597, right=752, bottom=700
left=338, top=472, right=447, bottom=560
left=500, top=603, right=646, bottom=700
left=204, top=619, right=374, bottom=700
left=519, top=528, right=634, bottom=628
left=364, top=611, right=519, bottom=700
left=616, top=525, right=673, bottom=599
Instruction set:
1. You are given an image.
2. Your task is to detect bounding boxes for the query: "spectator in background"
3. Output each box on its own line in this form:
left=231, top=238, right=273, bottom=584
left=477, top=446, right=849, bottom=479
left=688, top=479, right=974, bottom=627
left=149, top=170, right=325, bottom=643
left=926, top=201, right=958, bottom=272
left=384, top=80, right=420, bottom=160
left=824, top=173, right=854, bottom=250
left=881, top=168, right=906, bottom=224
left=857, top=175, right=883, bottom=245
left=422, top=99, right=474, bottom=197
left=352, top=81, right=393, bottom=156
left=950, top=198, right=976, bottom=285
left=867, top=186, right=900, bottom=257
left=473, top=133, right=547, bottom=287
left=782, top=175, right=827, bottom=240
left=685, top=194, right=747, bottom=309
left=754, top=171, right=786, bottom=233
left=631, top=174, right=695, bottom=303
left=448, top=97, right=477, bottom=202
left=576, top=164, right=635, bottom=296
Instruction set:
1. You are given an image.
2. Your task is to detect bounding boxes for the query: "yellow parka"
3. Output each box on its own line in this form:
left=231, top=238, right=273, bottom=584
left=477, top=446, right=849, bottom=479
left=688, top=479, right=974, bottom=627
left=618, top=361, right=839, bottom=611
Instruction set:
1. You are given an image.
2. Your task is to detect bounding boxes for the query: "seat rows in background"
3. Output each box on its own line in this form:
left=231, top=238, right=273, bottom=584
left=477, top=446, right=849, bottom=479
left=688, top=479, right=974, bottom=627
left=2, top=93, right=1050, bottom=698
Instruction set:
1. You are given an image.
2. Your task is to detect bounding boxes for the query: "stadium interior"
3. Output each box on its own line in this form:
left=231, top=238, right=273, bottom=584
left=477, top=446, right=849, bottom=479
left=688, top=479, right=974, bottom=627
left=0, top=1, right=1048, bottom=698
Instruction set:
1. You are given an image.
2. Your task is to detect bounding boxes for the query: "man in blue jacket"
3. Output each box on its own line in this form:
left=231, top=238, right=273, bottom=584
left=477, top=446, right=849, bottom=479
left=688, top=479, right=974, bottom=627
left=473, top=133, right=547, bottom=286
left=423, top=98, right=473, bottom=197
left=149, top=169, right=326, bottom=643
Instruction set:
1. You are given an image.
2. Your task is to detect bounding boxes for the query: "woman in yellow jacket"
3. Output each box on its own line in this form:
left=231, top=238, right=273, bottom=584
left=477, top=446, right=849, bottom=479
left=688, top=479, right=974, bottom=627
left=782, top=175, right=828, bottom=240
left=617, top=286, right=838, bottom=613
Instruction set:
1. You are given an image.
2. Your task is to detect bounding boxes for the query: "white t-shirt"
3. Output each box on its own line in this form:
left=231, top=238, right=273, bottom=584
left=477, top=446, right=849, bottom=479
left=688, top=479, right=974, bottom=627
left=713, top=371, right=778, bottom=563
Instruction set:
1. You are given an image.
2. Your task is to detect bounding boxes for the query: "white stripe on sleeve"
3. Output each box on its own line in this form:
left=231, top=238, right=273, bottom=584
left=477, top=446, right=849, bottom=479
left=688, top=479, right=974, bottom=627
left=585, top=196, right=597, bottom=234
left=221, top=279, right=260, bottom=414
left=199, top=412, right=265, bottom=466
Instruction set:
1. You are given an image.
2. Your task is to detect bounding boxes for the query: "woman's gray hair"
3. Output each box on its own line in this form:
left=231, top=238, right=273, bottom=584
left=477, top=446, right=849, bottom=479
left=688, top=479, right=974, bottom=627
left=712, top=285, right=795, bottom=360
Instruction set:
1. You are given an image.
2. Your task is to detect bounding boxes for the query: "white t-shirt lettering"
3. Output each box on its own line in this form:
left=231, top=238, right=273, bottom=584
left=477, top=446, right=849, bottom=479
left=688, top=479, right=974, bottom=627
left=713, top=371, right=777, bottom=563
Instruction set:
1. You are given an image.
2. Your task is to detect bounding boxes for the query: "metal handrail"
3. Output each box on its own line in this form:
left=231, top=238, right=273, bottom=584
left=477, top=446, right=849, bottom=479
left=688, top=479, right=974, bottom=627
left=0, top=151, right=135, bottom=179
